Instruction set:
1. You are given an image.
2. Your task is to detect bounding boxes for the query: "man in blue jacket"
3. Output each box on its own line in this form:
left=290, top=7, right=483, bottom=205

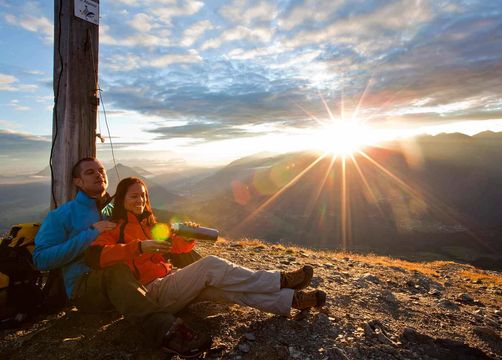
left=33, top=157, right=211, bottom=358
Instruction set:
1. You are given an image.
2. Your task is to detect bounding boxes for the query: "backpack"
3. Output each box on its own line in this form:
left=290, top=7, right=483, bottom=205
left=0, top=223, right=67, bottom=326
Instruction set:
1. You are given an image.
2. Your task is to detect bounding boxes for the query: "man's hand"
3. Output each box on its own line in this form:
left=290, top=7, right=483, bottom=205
left=92, top=221, right=116, bottom=234
left=140, top=240, right=172, bottom=254
left=172, top=221, right=199, bottom=242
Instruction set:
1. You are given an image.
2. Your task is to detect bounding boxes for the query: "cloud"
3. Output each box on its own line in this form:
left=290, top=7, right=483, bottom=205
left=0, top=73, right=18, bottom=91
left=181, top=20, right=214, bottom=47
left=103, top=50, right=202, bottom=72
left=100, top=24, right=171, bottom=47
left=281, top=1, right=434, bottom=53
left=220, top=0, right=277, bottom=26
left=9, top=100, right=31, bottom=111
left=148, top=51, right=203, bottom=68
left=146, top=122, right=255, bottom=141
left=128, top=13, right=154, bottom=32
left=278, top=0, right=340, bottom=31
left=0, top=129, right=50, bottom=153
left=4, top=13, right=52, bottom=42
left=201, top=25, right=273, bottom=50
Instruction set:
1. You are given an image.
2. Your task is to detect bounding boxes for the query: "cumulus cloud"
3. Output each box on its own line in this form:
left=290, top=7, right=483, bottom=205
left=181, top=20, right=214, bottom=47
left=220, top=0, right=277, bottom=26
left=4, top=13, right=52, bottom=42
left=278, top=0, right=341, bottom=31
left=201, top=25, right=273, bottom=50
left=128, top=13, right=154, bottom=32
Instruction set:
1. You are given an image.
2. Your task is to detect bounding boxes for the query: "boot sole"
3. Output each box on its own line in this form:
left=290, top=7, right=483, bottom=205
left=162, top=339, right=212, bottom=359
left=294, top=265, right=314, bottom=290
left=315, top=290, right=327, bottom=307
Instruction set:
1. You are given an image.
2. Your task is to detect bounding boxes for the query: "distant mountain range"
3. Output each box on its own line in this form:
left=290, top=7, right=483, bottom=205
left=167, top=132, right=502, bottom=270
left=1, top=132, right=501, bottom=269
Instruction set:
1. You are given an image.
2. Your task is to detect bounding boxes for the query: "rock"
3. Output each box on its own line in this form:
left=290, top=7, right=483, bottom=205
left=244, top=332, right=256, bottom=341
left=437, top=298, right=459, bottom=311
left=457, top=293, right=475, bottom=304
left=323, top=262, right=335, bottom=269
left=327, top=346, right=350, bottom=360
left=390, top=266, right=406, bottom=273
left=484, top=315, right=498, bottom=327
left=329, top=274, right=345, bottom=284
left=473, top=326, right=499, bottom=338
left=376, top=330, right=395, bottom=346
left=311, top=276, right=324, bottom=288
left=360, top=273, right=380, bottom=284
left=363, top=322, right=374, bottom=338
left=401, top=327, right=431, bottom=344
left=428, top=289, right=441, bottom=297
left=313, top=313, right=331, bottom=332
left=288, top=346, right=304, bottom=359
left=238, top=343, right=250, bottom=353
left=408, top=272, right=443, bottom=292
left=379, top=289, right=398, bottom=305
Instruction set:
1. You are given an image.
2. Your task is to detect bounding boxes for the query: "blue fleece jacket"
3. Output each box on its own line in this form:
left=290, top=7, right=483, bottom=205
left=33, top=191, right=109, bottom=298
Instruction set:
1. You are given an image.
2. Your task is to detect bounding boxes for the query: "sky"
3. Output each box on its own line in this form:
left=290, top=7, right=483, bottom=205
left=1, top=0, right=502, bottom=175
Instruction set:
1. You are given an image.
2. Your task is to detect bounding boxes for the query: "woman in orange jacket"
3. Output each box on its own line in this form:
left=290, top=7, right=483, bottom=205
left=86, top=177, right=326, bottom=317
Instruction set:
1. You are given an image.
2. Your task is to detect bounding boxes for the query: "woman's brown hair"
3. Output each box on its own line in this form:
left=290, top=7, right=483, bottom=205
left=110, top=177, right=156, bottom=225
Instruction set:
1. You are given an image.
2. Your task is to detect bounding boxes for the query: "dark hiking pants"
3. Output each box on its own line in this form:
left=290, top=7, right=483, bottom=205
left=72, top=263, right=175, bottom=346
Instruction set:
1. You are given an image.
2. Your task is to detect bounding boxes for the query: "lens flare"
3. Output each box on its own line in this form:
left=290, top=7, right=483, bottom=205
left=151, top=223, right=170, bottom=241
left=317, top=120, right=376, bottom=157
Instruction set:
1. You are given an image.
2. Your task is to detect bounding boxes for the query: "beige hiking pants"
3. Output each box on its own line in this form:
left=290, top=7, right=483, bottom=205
left=145, top=255, right=294, bottom=316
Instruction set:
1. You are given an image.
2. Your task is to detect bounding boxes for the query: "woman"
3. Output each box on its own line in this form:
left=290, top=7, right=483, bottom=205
left=86, top=177, right=326, bottom=317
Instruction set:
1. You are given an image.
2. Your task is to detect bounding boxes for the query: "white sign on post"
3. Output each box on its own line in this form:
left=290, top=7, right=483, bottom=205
left=74, top=0, right=99, bottom=25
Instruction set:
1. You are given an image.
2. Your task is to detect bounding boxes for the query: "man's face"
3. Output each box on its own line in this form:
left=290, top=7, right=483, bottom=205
left=73, top=159, right=108, bottom=197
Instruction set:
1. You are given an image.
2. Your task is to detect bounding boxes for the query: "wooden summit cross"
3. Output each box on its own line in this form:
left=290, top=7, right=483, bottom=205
left=51, top=0, right=100, bottom=208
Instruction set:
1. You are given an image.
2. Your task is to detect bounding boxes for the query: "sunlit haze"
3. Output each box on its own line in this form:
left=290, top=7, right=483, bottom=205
left=1, top=1, right=501, bottom=175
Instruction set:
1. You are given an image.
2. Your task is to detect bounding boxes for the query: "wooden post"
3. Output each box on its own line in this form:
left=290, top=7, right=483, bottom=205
left=51, top=0, right=99, bottom=208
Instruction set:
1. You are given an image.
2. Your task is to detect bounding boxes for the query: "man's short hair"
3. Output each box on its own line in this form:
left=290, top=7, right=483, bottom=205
left=72, top=157, right=97, bottom=179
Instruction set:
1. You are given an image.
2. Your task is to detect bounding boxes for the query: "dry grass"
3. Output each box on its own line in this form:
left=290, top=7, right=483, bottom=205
left=458, top=269, right=502, bottom=287
left=326, top=252, right=444, bottom=277
left=236, top=238, right=266, bottom=247
left=214, top=237, right=229, bottom=246
left=217, top=238, right=502, bottom=282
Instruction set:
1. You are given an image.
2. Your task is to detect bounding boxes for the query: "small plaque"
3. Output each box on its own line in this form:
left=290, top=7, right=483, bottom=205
left=74, top=0, right=99, bottom=25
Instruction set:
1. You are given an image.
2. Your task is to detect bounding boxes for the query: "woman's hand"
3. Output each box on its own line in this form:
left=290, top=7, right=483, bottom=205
left=140, top=240, right=172, bottom=254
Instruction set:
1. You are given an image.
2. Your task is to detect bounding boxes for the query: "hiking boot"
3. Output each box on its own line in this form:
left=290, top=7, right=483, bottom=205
left=291, top=290, right=327, bottom=310
left=161, top=318, right=212, bottom=358
left=280, top=265, right=314, bottom=290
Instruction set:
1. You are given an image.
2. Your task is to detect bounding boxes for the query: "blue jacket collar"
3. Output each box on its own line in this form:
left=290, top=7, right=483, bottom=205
left=75, top=191, right=98, bottom=208
left=75, top=191, right=112, bottom=209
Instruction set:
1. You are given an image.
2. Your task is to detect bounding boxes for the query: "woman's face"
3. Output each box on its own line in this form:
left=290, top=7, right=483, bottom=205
left=124, top=183, right=147, bottom=215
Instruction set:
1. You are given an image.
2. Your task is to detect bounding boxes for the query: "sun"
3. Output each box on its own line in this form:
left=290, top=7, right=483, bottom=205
left=317, top=119, right=376, bottom=156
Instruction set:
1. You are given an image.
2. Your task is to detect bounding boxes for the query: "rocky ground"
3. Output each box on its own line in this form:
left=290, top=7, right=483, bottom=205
left=1, top=238, right=501, bottom=359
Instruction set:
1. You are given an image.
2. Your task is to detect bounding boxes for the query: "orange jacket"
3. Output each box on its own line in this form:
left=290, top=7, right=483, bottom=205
left=85, top=212, right=195, bottom=285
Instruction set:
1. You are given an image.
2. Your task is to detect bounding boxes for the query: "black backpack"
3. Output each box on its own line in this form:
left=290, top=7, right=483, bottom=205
left=0, top=224, right=67, bottom=326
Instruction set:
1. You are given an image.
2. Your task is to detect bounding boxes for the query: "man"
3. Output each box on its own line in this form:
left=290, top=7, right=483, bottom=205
left=33, top=157, right=212, bottom=358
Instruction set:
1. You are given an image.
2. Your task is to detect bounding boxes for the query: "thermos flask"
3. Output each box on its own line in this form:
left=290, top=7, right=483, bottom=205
left=170, top=223, right=219, bottom=241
